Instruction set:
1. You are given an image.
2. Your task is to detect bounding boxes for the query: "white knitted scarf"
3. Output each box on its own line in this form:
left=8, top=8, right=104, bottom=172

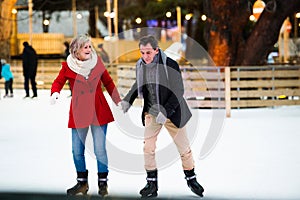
left=67, top=51, right=98, bottom=79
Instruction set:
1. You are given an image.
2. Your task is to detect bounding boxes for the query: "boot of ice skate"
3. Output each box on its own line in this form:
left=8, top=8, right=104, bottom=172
left=140, top=169, right=158, bottom=198
left=184, top=168, right=204, bottom=197
left=98, top=172, right=108, bottom=197
left=67, top=170, right=89, bottom=196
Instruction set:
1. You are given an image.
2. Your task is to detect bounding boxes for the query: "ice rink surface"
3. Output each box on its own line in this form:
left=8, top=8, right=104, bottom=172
left=0, top=89, right=300, bottom=200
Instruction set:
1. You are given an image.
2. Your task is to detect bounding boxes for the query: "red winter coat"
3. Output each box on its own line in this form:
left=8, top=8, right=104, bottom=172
left=51, top=57, right=121, bottom=128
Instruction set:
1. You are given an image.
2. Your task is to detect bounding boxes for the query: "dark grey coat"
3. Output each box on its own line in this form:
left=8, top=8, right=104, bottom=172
left=22, top=44, right=38, bottom=78
left=123, top=49, right=191, bottom=128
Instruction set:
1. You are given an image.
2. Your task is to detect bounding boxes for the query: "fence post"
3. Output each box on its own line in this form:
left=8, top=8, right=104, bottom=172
left=225, top=67, right=231, bottom=117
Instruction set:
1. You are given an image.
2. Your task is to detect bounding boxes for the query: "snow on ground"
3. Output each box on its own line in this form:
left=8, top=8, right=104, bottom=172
left=0, top=89, right=300, bottom=199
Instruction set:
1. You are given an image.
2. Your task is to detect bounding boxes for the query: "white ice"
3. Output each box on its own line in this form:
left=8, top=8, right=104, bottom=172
left=0, top=89, right=300, bottom=199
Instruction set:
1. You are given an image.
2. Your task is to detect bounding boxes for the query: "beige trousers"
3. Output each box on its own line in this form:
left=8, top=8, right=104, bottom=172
left=144, top=113, right=194, bottom=171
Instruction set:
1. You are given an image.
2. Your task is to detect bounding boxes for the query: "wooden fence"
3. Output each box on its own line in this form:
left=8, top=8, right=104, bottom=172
left=117, top=65, right=300, bottom=117
left=229, top=66, right=300, bottom=109
left=0, top=59, right=65, bottom=90
left=0, top=59, right=117, bottom=90
left=12, top=33, right=66, bottom=56
left=1, top=60, right=300, bottom=117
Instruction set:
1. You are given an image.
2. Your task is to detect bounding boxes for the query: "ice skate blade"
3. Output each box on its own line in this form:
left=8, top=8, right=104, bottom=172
left=141, top=191, right=158, bottom=198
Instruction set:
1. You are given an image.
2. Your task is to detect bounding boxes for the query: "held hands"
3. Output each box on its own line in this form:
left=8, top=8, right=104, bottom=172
left=156, top=112, right=167, bottom=124
left=50, top=92, right=60, bottom=105
left=118, top=100, right=131, bottom=113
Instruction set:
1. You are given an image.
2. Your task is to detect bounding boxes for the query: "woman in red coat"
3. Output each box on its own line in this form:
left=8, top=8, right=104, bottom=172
left=50, top=34, right=121, bottom=197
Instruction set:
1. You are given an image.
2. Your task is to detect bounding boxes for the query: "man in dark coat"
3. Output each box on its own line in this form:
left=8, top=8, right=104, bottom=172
left=120, top=35, right=204, bottom=198
left=22, top=41, right=38, bottom=98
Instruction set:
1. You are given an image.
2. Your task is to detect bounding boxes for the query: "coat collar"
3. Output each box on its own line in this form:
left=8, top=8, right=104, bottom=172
left=63, top=57, right=105, bottom=81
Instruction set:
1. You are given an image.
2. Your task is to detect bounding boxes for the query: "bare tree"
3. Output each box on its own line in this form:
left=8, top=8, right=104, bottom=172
left=239, top=0, right=300, bottom=65
left=0, top=0, right=17, bottom=59
left=204, top=0, right=300, bottom=66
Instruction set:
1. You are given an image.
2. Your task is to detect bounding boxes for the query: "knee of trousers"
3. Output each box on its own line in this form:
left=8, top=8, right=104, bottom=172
left=72, top=150, right=85, bottom=159
left=180, top=149, right=193, bottom=158
left=94, top=149, right=107, bottom=159
left=143, top=145, right=155, bottom=155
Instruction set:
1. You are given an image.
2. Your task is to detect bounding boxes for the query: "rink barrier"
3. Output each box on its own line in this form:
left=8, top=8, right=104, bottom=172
left=1, top=62, right=300, bottom=117
left=12, top=33, right=65, bottom=55
left=117, top=65, right=300, bottom=117
left=0, top=59, right=118, bottom=90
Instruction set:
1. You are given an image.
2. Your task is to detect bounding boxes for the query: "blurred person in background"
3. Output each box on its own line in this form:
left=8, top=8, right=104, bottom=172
left=97, top=43, right=110, bottom=64
left=1, top=59, right=14, bottom=98
left=22, top=41, right=38, bottom=98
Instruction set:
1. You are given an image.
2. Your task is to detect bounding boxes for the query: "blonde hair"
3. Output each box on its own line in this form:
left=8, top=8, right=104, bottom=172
left=69, top=34, right=96, bottom=58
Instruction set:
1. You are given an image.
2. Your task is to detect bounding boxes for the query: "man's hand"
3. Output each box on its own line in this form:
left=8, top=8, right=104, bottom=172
left=156, top=112, right=167, bottom=124
left=119, top=100, right=131, bottom=113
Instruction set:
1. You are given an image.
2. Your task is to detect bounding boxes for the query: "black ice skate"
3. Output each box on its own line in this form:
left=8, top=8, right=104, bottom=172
left=184, top=169, right=204, bottom=197
left=140, top=169, right=158, bottom=198
left=67, top=171, right=89, bottom=196
left=98, top=172, right=108, bottom=197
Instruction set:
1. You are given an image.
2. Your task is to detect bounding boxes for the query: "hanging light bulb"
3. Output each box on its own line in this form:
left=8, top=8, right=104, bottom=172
left=253, top=0, right=265, bottom=21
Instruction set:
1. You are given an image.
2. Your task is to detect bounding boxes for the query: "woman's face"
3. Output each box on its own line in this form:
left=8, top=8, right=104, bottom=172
left=140, top=43, right=158, bottom=64
left=76, top=41, right=92, bottom=61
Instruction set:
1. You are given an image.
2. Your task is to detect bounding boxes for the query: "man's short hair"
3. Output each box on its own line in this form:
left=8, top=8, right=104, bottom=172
left=139, top=35, right=158, bottom=50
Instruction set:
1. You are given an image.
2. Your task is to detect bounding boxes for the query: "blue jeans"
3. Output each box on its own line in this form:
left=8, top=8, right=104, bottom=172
left=71, top=124, right=108, bottom=173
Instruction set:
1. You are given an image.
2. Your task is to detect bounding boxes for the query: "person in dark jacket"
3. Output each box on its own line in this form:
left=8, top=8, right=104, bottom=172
left=120, top=35, right=204, bottom=198
left=22, top=41, right=38, bottom=98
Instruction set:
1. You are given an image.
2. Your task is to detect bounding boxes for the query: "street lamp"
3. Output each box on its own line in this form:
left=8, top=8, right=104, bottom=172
left=113, top=0, right=118, bottom=38
left=28, top=0, right=33, bottom=44
left=249, top=15, right=256, bottom=22
left=76, top=13, right=82, bottom=19
left=294, top=12, right=300, bottom=38
left=11, top=8, right=18, bottom=56
left=176, top=6, right=181, bottom=42
left=201, top=15, right=207, bottom=21
left=12, top=8, right=17, bottom=14
left=185, top=13, right=193, bottom=21
left=72, top=0, right=77, bottom=36
left=104, top=11, right=110, bottom=18
left=135, top=17, right=142, bottom=24
left=43, top=19, right=50, bottom=33
left=166, top=11, right=172, bottom=18
left=106, top=0, right=112, bottom=38
left=43, top=19, right=50, bottom=26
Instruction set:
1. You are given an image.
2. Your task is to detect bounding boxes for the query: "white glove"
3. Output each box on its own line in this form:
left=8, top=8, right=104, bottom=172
left=50, top=92, right=60, bottom=105
left=156, top=112, right=167, bottom=124
left=120, top=100, right=131, bottom=113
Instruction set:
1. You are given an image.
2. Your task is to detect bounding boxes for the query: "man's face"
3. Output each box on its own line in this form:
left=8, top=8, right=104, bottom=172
left=140, top=43, right=158, bottom=64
